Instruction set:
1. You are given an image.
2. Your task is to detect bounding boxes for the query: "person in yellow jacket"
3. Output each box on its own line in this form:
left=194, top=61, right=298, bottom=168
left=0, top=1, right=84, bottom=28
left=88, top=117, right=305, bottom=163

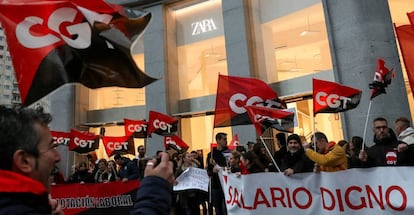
left=303, top=132, right=348, bottom=172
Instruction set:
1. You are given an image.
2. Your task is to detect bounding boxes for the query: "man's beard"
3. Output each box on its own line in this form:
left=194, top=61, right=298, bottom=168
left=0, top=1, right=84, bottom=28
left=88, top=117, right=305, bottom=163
left=377, top=132, right=390, bottom=141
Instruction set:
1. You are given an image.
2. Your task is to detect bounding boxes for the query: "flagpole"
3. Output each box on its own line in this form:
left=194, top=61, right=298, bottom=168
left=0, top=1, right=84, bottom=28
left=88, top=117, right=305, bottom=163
left=361, top=100, right=373, bottom=150
left=312, top=115, right=317, bottom=151
left=259, top=136, right=281, bottom=172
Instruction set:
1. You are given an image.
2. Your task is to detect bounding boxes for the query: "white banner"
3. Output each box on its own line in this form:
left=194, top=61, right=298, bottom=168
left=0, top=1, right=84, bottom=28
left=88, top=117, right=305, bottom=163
left=173, top=167, right=209, bottom=192
left=219, top=167, right=414, bottom=215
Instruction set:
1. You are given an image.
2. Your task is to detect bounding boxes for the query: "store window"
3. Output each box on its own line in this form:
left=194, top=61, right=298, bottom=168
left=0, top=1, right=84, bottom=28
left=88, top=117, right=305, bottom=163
left=88, top=40, right=146, bottom=110
left=180, top=115, right=232, bottom=160
left=257, top=1, right=332, bottom=82
left=173, top=0, right=227, bottom=100
left=389, top=0, right=414, bottom=120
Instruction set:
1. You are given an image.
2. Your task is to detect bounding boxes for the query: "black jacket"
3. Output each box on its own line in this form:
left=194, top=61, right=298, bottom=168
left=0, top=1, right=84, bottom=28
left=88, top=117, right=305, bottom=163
left=207, top=147, right=230, bottom=189
left=0, top=170, right=51, bottom=215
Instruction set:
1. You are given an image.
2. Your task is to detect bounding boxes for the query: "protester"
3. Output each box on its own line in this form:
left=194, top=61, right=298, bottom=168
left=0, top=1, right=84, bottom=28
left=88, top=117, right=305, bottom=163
left=131, top=152, right=174, bottom=215
left=114, top=154, right=140, bottom=182
left=394, top=117, right=414, bottom=145
left=303, top=132, right=348, bottom=172
left=229, top=150, right=241, bottom=173
left=240, top=151, right=265, bottom=174
left=67, top=162, right=94, bottom=184
left=107, top=160, right=120, bottom=181
left=207, top=132, right=230, bottom=215
left=174, top=152, right=201, bottom=215
left=0, top=106, right=63, bottom=214
left=135, top=145, right=149, bottom=180
left=359, top=117, right=411, bottom=166
left=347, top=136, right=366, bottom=168
left=274, top=133, right=287, bottom=166
left=94, top=158, right=109, bottom=183
left=280, top=134, right=314, bottom=176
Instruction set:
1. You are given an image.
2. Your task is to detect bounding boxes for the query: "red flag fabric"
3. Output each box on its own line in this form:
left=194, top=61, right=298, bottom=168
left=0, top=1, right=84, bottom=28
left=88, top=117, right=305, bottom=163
left=408, top=11, right=414, bottom=30
left=102, top=135, right=135, bottom=157
left=368, top=59, right=394, bottom=100
left=214, top=74, right=278, bottom=128
left=245, top=105, right=294, bottom=136
left=313, top=79, right=362, bottom=115
left=228, top=134, right=240, bottom=150
left=69, top=129, right=100, bottom=154
left=395, top=25, right=414, bottom=99
left=164, top=135, right=189, bottom=152
left=210, top=143, right=218, bottom=151
left=124, top=119, right=148, bottom=138
left=51, top=130, right=71, bottom=146
left=0, top=0, right=156, bottom=106
left=147, top=111, right=178, bottom=137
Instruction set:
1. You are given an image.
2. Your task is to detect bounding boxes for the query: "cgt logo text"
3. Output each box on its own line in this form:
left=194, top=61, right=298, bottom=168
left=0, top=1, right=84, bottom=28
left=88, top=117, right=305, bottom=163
left=74, top=137, right=95, bottom=148
left=127, top=124, right=147, bottom=133
left=153, top=119, right=173, bottom=133
left=315, top=92, right=351, bottom=109
left=107, top=142, right=129, bottom=151
left=53, top=137, right=70, bottom=145
left=16, top=7, right=113, bottom=49
left=229, top=93, right=282, bottom=114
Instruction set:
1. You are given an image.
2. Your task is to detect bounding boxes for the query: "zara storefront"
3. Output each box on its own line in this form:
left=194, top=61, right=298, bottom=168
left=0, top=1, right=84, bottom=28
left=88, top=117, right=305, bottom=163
left=47, top=0, right=414, bottom=171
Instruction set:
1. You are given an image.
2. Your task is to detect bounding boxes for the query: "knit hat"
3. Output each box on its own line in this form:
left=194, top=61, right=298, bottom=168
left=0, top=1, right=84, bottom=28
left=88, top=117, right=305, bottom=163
left=287, top=134, right=301, bottom=144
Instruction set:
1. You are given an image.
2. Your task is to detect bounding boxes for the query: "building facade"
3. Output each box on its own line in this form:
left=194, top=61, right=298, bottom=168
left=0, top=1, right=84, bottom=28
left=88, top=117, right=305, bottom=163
left=39, top=0, right=413, bottom=174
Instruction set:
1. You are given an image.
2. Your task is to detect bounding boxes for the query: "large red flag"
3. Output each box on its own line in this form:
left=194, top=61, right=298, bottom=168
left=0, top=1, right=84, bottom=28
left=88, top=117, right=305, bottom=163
left=245, top=105, right=294, bottom=136
left=395, top=25, right=414, bottom=98
left=69, top=129, right=100, bottom=154
left=214, top=74, right=278, bottom=128
left=0, top=0, right=156, bottom=106
left=164, top=135, right=189, bottom=152
left=313, top=79, right=362, bottom=115
left=124, top=118, right=148, bottom=138
left=147, top=111, right=178, bottom=137
left=102, top=135, right=135, bottom=157
left=368, top=59, right=394, bottom=100
left=51, top=130, right=71, bottom=146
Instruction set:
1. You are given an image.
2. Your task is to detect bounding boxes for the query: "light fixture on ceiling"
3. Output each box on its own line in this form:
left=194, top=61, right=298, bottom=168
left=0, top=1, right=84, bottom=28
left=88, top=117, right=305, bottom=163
left=300, top=16, right=320, bottom=36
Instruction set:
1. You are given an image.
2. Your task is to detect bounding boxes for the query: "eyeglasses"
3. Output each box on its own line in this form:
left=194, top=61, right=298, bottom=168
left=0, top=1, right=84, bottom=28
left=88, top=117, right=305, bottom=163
left=288, top=141, right=298, bottom=144
left=375, top=126, right=388, bottom=130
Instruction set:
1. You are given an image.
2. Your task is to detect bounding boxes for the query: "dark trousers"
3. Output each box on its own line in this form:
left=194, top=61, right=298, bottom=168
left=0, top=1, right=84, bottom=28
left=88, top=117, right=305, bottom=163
left=211, top=188, right=227, bottom=215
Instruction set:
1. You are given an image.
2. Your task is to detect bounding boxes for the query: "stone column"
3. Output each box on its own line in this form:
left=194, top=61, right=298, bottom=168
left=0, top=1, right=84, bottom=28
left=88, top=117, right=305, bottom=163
left=322, top=0, right=411, bottom=145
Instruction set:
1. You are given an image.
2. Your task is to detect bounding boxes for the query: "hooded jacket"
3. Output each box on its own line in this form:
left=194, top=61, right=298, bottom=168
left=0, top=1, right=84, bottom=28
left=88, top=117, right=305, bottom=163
left=398, top=127, right=414, bottom=145
left=0, top=170, right=51, bottom=215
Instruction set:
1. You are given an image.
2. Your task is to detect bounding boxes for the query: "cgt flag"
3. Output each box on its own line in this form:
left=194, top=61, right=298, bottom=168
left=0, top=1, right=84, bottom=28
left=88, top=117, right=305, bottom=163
left=369, top=59, right=394, bottom=100
left=69, top=129, right=100, bottom=154
left=245, top=105, right=294, bottom=135
left=164, top=135, right=189, bottom=152
left=147, top=111, right=178, bottom=137
left=102, top=135, right=135, bottom=157
left=228, top=134, right=240, bottom=151
left=313, top=79, right=362, bottom=115
left=214, top=74, right=278, bottom=128
left=395, top=24, right=414, bottom=100
left=124, top=118, right=148, bottom=138
left=0, top=0, right=157, bottom=106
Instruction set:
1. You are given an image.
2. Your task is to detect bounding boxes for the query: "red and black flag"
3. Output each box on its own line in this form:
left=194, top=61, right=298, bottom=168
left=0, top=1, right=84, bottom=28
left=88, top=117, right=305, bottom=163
left=124, top=118, right=147, bottom=138
left=147, top=110, right=178, bottom=137
left=228, top=134, right=240, bottom=151
left=69, top=129, right=100, bottom=154
left=164, top=135, right=189, bottom=152
left=0, top=0, right=157, bottom=106
left=102, top=135, right=135, bottom=157
left=313, top=79, right=362, bottom=115
left=214, top=74, right=278, bottom=128
left=245, top=105, right=294, bottom=135
left=369, top=59, right=394, bottom=100
left=51, top=130, right=71, bottom=146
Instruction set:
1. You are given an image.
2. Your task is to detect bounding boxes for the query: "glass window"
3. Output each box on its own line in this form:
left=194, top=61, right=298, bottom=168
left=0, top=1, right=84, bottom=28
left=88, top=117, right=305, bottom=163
left=257, top=1, right=332, bottom=82
left=173, top=0, right=227, bottom=99
left=181, top=115, right=232, bottom=160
